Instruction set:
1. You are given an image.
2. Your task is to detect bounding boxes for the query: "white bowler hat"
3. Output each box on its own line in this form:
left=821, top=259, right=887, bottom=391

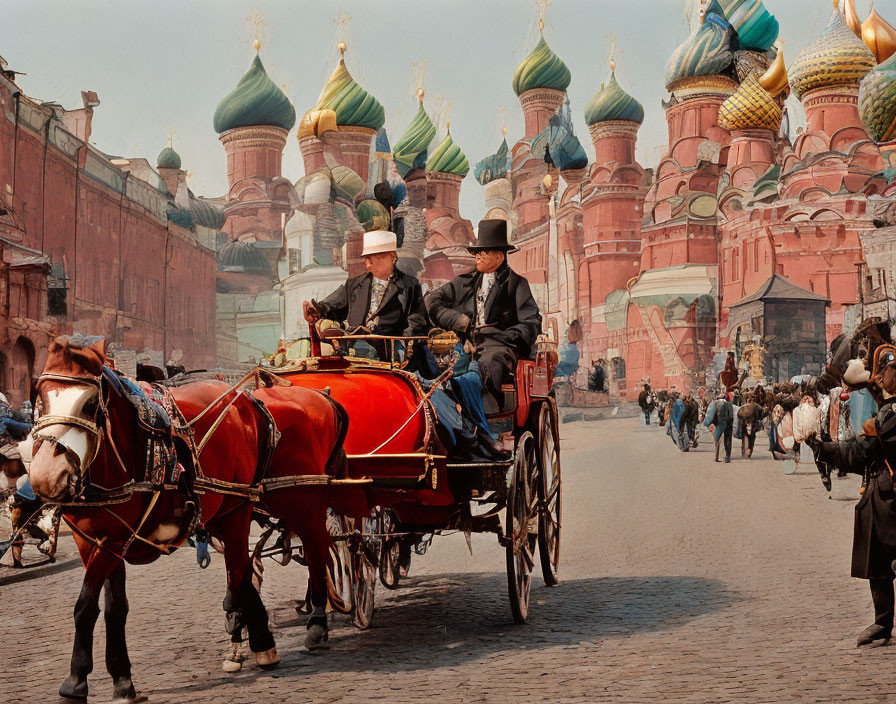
left=361, top=230, right=397, bottom=257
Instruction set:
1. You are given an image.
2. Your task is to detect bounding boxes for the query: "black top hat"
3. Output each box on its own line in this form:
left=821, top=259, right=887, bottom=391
left=468, top=219, right=517, bottom=253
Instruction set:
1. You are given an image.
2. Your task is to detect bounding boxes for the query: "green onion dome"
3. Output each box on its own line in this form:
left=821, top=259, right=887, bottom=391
left=213, top=55, right=296, bottom=134
left=218, top=240, right=270, bottom=274
left=189, top=196, right=226, bottom=230
left=512, top=36, right=572, bottom=97
left=392, top=100, right=436, bottom=178
left=789, top=8, right=876, bottom=100
left=719, top=0, right=779, bottom=52
left=315, top=58, right=385, bottom=131
left=859, top=52, right=896, bottom=143
left=156, top=146, right=181, bottom=170
left=426, top=132, right=470, bottom=177
left=585, top=70, right=645, bottom=125
left=665, top=0, right=737, bottom=89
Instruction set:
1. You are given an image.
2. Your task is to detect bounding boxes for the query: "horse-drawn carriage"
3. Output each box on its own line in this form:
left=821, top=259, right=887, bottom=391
left=263, top=327, right=562, bottom=625
left=25, top=330, right=560, bottom=699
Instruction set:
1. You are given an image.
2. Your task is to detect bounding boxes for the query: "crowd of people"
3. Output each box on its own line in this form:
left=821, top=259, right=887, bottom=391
left=634, top=338, right=896, bottom=648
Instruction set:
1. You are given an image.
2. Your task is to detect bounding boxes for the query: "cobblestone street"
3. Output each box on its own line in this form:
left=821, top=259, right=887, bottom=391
left=5, top=416, right=895, bottom=703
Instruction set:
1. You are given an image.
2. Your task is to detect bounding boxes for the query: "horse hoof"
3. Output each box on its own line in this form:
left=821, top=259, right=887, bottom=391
left=304, top=623, right=329, bottom=650
left=222, top=658, right=243, bottom=673
left=255, top=647, right=280, bottom=669
left=112, top=679, right=137, bottom=700
left=58, top=676, right=88, bottom=701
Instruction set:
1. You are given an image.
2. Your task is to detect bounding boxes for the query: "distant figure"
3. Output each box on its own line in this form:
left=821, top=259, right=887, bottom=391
left=720, top=351, right=738, bottom=391
left=638, top=384, right=654, bottom=425
left=682, top=393, right=700, bottom=449
left=709, top=392, right=734, bottom=463
left=588, top=359, right=606, bottom=392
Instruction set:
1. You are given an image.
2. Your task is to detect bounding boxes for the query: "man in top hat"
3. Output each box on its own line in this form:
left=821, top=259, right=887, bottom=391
left=303, top=230, right=429, bottom=342
left=425, top=219, right=541, bottom=402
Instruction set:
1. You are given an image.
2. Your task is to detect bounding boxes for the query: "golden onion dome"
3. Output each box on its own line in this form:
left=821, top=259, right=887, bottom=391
left=789, top=7, right=877, bottom=99
left=844, top=0, right=863, bottom=37
left=757, top=46, right=789, bottom=96
left=861, top=8, right=896, bottom=64
left=718, top=72, right=783, bottom=131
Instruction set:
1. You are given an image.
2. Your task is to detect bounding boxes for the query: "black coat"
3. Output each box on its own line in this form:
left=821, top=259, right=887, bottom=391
left=817, top=403, right=896, bottom=579
left=424, top=263, right=541, bottom=358
left=316, top=267, right=429, bottom=337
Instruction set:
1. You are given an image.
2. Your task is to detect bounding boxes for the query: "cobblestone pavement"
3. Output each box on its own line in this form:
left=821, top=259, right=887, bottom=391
left=5, top=417, right=895, bottom=703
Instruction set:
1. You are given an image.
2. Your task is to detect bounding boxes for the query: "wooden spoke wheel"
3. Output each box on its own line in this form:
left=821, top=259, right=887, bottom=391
left=378, top=509, right=402, bottom=590
left=325, top=511, right=354, bottom=615
left=536, top=403, right=561, bottom=587
left=350, top=512, right=378, bottom=629
left=506, top=431, right=538, bottom=624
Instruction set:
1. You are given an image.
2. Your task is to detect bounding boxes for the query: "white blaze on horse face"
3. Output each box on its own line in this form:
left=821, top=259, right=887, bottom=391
left=42, top=386, right=97, bottom=468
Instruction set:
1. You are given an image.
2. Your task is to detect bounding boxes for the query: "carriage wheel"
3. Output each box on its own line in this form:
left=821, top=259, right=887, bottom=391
left=506, top=431, right=538, bottom=624
left=536, top=404, right=561, bottom=587
left=378, top=509, right=402, bottom=590
left=325, top=511, right=353, bottom=615
left=350, top=512, right=378, bottom=629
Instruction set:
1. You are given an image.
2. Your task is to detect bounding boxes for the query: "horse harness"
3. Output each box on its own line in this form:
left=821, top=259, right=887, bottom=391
left=31, top=367, right=352, bottom=562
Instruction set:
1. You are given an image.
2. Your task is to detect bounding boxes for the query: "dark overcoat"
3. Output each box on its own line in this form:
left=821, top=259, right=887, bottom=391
left=316, top=267, right=429, bottom=337
left=816, top=402, right=896, bottom=579
left=424, top=263, right=541, bottom=358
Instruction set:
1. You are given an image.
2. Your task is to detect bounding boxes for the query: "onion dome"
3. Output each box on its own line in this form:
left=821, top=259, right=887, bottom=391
left=189, top=196, right=226, bottom=230
left=512, top=36, right=571, bottom=97
left=166, top=201, right=193, bottom=229
left=789, top=8, right=876, bottom=100
left=426, top=131, right=470, bottom=177
left=585, top=69, right=645, bottom=125
left=859, top=53, right=896, bottom=142
left=331, top=165, right=364, bottom=203
left=719, top=0, right=779, bottom=52
left=665, top=0, right=737, bottom=90
left=213, top=55, right=296, bottom=134
left=297, top=109, right=337, bottom=140
left=474, top=138, right=511, bottom=186
left=156, top=146, right=181, bottom=170
left=218, top=240, right=270, bottom=274
left=718, top=72, right=782, bottom=130
left=392, top=96, right=436, bottom=178
left=356, top=198, right=391, bottom=231
left=313, top=53, right=385, bottom=131
left=862, top=9, right=896, bottom=64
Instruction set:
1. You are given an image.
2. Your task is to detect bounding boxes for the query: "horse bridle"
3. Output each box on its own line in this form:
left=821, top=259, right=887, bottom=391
left=31, top=372, right=108, bottom=497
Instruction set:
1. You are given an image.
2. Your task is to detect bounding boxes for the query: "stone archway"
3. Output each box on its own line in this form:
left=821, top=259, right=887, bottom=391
left=10, top=336, right=36, bottom=407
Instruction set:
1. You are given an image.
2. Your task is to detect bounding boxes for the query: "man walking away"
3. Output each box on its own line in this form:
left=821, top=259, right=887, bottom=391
left=638, top=384, right=654, bottom=425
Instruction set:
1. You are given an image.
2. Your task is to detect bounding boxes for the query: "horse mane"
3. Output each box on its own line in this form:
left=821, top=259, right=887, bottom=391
left=47, top=336, right=107, bottom=377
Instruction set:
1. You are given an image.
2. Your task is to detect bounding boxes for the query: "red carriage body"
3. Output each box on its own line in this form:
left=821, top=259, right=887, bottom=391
left=271, top=331, right=562, bottom=624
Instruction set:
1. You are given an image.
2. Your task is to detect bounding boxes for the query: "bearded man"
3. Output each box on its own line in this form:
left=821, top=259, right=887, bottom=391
left=424, top=219, right=541, bottom=403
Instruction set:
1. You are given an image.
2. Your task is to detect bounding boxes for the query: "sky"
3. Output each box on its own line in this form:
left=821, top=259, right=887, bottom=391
left=1, top=0, right=877, bottom=223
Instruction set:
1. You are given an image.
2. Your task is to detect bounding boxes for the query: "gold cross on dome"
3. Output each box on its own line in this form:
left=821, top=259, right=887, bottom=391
left=334, top=10, right=351, bottom=48
left=247, top=7, right=263, bottom=51
left=533, top=0, right=552, bottom=32
left=608, top=33, right=618, bottom=70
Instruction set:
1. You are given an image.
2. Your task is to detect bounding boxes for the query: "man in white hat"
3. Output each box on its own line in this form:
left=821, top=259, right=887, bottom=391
left=303, top=230, right=428, bottom=340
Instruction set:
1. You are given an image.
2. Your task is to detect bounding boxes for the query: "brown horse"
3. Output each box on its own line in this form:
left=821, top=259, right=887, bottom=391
left=28, top=337, right=345, bottom=701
